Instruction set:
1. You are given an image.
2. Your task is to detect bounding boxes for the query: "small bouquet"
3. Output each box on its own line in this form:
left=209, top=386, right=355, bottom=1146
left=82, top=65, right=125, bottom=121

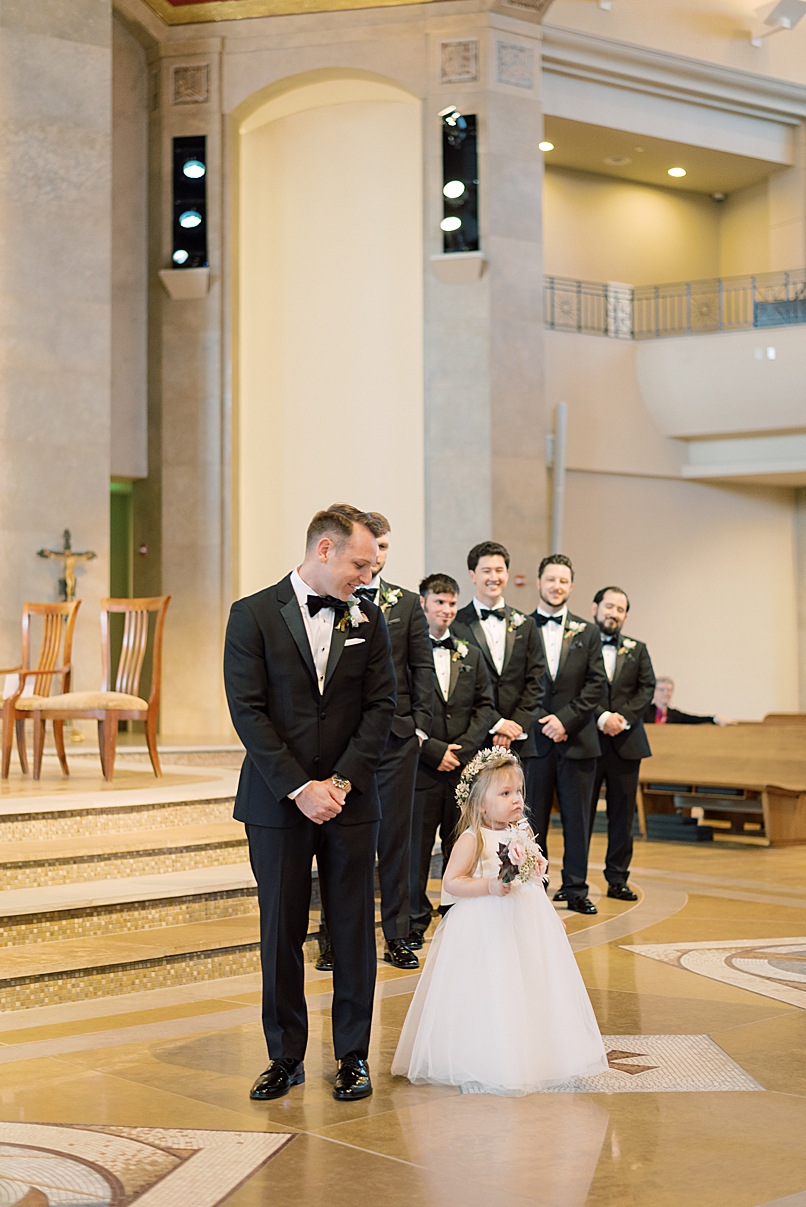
left=498, top=822, right=548, bottom=885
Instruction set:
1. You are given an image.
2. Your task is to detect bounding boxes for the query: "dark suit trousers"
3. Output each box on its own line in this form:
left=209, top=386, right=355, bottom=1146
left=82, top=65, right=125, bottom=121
left=376, top=732, right=420, bottom=940
left=247, top=817, right=379, bottom=1063
left=525, top=750, right=596, bottom=898
left=591, top=735, right=641, bottom=887
left=409, top=774, right=459, bottom=933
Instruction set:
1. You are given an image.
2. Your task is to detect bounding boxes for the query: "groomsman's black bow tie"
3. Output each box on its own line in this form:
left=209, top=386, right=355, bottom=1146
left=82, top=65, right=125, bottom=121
left=431, top=636, right=454, bottom=651
left=355, top=587, right=377, bottom=604
left=601, top=635, right=618, bottom=645
left=535, top=613, right=563, bottom=627
left=480, top=608, right=505, bottom=622
left=307, top=594, right=348, bottom=617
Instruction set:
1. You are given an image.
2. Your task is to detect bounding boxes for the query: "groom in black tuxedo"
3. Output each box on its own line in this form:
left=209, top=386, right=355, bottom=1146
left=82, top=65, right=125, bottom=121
left=224, top=508, right=396, bottom=1104
left=590, top=586, right=655, bottom=901
left=526, top=555, right=607, bottom=914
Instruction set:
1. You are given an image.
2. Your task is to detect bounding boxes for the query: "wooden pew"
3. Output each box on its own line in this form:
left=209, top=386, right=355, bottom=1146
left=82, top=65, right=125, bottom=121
left=638, top=722, right=806, bottom=846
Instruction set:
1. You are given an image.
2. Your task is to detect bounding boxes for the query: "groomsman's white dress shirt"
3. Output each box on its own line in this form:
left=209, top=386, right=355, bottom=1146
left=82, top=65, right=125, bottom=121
left=473, top=598, right=527, bottom=741
left=536, top=605, right=567, bottom=679
left=597, top=636, right=629, bottom=732
left=431, top=632, right=452, bottom=700
left=287, top=566, right=337, bottom=799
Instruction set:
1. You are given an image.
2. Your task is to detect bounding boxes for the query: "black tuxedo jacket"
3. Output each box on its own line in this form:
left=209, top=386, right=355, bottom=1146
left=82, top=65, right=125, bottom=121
left=417, top=640, right=494, bottom=788
left=529, top=610, right=606, bottom=760
left=378, top=579, right=434, bottom=740
left=594, top=635, right=655, bottom=761
left=224, top=574, right=397, bottom=828
left=643, top=704, right=716, bottom=726
left=453, top=603, right=545, bottom=758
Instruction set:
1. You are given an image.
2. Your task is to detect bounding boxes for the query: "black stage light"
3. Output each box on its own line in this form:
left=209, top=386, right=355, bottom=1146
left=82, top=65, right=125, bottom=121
left=172, top=136, right=208, bottom=268
left=439, top=108, right=478, bottom=254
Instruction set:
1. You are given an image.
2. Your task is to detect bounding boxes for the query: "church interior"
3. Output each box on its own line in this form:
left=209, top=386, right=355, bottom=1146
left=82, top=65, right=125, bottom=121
left=2, top=0, right=806, bottom=1203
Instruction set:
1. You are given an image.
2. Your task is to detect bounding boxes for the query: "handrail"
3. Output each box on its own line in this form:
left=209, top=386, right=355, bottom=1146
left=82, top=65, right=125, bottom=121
left=544, top=268, right=806, bottom=340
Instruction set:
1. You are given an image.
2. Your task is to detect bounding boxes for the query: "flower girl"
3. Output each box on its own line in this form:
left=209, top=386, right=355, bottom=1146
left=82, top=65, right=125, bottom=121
left=392, top=749, right=608, bottom=1095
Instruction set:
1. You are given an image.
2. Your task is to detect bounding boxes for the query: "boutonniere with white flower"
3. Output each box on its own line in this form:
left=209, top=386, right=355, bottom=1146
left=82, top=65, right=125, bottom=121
left=452, top=639, right=469, bottom=662
left=618, top=637, right=637, bottom=656
left=508, top=610, right=526, bottom=632
left=379, top=586, right=403, bottom=614
left=564, top=619, right=586, bottom=640
left=337, top=597, right=370, bottom=632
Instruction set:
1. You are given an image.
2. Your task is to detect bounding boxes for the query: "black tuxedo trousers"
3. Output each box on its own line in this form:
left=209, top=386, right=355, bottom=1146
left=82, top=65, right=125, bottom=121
left=591, top=735, right=641, bottom=887
left=247, top=816, right=378, bottom=1062
left=525, top=750, right=596, bottom=898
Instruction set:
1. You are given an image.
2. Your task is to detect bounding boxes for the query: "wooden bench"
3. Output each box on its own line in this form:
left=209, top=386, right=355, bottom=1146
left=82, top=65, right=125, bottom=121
left=638, top=722, right=806, bottom=846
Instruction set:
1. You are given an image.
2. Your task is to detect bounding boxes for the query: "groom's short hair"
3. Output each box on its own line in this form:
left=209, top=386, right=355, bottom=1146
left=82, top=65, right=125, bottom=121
left=306, top=506, right=374, bottom=550
left=327, top=502, right=389, bottom=539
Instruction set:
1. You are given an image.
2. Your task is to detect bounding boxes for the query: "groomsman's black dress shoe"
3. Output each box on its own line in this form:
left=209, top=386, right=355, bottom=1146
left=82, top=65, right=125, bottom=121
left=315, top=944, right=335, bottom=971
left=384, top=938, right=419, bottom=969
left=567, top=896, right=598, bottom=915
left=250, top=1059, right=304, bottom=1101
left=553, top=887, right=567, bottom=902
left=407, top=930, right=425, bottom=950
left=333, top=1054, right=373, bottom=1101
left=607, top=884, right=638, bottom=901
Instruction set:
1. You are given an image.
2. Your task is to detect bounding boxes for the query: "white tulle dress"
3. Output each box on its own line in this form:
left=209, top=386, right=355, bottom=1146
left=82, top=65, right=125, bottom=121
left=392, top=826, right=608, bottom=1096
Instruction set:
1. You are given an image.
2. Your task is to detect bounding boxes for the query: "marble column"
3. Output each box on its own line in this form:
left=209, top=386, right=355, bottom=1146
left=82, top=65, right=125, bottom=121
left=424, top=15, right=548, bottom=611
left=0, top=2, right=111, bottom=693
left=796, top=487, right=806, bottom=711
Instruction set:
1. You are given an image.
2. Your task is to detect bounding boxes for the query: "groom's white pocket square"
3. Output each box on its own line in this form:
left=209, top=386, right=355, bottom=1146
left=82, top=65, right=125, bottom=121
left=344, top=638, right=366, bottom=646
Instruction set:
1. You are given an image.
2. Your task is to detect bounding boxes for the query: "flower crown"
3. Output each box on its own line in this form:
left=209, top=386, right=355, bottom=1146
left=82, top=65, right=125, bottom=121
left=455, top=747, right=517, bottom=808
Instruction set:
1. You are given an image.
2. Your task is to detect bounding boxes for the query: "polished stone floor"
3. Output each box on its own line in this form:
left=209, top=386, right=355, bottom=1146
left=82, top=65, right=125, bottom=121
left=3, top=827, right=806, bottom=1206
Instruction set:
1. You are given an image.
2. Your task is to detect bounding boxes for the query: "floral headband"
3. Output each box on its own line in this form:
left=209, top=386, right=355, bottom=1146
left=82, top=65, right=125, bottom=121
left=455, top=747, right=519, bottom=807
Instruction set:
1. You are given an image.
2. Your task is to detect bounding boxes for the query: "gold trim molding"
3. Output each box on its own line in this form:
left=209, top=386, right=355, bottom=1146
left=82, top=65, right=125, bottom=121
left=141, top=0, right=446, bottom=22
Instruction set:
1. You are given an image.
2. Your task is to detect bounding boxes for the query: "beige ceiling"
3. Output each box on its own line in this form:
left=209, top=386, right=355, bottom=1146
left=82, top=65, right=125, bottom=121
left=541, top=116, right=784, bottom=196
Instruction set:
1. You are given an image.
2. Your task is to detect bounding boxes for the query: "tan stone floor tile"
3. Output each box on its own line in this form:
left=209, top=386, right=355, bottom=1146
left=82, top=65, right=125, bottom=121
left=0, top=997, right=252, bottom=1045
left=575, top=943, right=786, bottom=1005
left=587, top=986, right=795, bottom=1035
left=711, top=1009, right=806, bottom=1096
left=0, top=766, right=208, bottom=798
left=1, top=820, right=243, bottom=862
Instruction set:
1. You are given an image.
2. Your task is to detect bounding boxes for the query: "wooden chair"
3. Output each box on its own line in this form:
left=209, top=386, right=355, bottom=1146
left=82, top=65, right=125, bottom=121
left=1, top=601, right=81, bottom=778
left=27, top=596, right=171, bottom=783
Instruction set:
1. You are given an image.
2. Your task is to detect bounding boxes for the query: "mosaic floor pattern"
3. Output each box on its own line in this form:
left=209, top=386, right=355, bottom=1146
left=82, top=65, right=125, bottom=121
left=622, top=937, right=806, bottom=1008
left=0, top=1123, right=290, bottom=1205
left=553, top=1033, right=762, bottom=1093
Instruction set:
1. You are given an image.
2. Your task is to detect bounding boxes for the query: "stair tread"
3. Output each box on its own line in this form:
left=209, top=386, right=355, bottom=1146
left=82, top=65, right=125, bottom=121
left=1, top=914, right=261, bottom=981
left=0, top=768, right=240, bottom=819
left=0, top=822, right=245, bottom=865
left=0, top=862, right=256, bottom=917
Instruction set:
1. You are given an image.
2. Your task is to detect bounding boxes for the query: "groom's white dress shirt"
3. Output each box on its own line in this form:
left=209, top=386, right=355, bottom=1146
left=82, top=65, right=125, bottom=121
left=288, top=566, right=336, bottom=799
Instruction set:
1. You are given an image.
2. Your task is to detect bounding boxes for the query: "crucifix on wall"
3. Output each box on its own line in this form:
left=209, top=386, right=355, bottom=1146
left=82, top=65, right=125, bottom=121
left=37, top=530, right=97, bottom=602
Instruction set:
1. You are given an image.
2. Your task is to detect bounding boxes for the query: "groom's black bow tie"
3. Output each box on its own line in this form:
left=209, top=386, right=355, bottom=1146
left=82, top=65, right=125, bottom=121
left=430, top=636, right=454, bottom=651
left=479, top=608, right=505, bottom=622
left=307, top=594, right=348, bottom=617
left=601, top=635, right=618, bottom=645
left=355, top=587, right=377, bottom=604
left=535, top=613, right=563, bottom=627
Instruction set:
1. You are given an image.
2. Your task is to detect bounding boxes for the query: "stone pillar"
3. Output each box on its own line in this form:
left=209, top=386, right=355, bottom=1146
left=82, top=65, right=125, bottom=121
left=149, top=39, right=231, bottom=738
left=424, top=15, right=547, bottom=610
left=0, top=3, right=111, bottom=692
left=796, top=488, right=806, bottom=711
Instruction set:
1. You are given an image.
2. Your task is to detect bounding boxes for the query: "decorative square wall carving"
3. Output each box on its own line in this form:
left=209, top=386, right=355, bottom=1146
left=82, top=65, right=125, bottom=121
left=496, top=41, right=534, bottom=89
left=440, top=40, right=478, bottom=84
left=172, top=64, right=210, bottom=106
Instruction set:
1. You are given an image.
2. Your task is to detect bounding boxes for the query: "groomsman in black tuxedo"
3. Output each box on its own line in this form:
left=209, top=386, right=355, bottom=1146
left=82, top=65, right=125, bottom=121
left=409, top=573, right=494, bottom=946
left=224, top=508, right=396, bottom=1104
left=321, top=505, right=434, bottom=971
left=453, top=541, right=545, bottom=767
left=590, top=586, right=656, bottom=901
left=526, top=555, right=607, bottom=915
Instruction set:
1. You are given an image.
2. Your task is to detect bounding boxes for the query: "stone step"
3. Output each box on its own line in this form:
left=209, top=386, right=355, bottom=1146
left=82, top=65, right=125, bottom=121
left=0, top=863, right=258, bottom=946
left=0, top=822, right=248, bottom=889
left=0, top=914, right=263, bottom=1010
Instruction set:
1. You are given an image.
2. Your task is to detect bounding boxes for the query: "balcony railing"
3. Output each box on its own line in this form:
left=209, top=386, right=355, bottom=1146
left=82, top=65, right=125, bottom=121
left=544, top=269, right=806, bottom=340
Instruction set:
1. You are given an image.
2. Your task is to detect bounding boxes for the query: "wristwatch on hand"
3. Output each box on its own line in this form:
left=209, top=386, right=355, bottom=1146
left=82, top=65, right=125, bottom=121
left=331, top=775, right=351, bottom=795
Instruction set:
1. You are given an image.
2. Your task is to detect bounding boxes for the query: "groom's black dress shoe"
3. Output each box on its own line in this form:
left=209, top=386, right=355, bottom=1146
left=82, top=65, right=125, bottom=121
left=407, top=929, right=425, bottom=950
left=250, top=1059, right=305, bottom=1101
left=553, top=887, right=567, bottom=902
left=333, top=1054, right=372, bottom=1101
left=383, top=938, right=419, bottom=969
left=567, top=896, right=598, bottom=915
left=315, top=944, right=335, bottom=972
left=607, top=884, right=638, bottom=901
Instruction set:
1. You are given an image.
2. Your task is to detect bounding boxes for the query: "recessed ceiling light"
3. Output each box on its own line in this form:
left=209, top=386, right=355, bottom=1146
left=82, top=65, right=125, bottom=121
left=441, top=216, right=462, bottom=232
left=443, top=180, right=466, bottom=199
left=539, top=141, right=554, bottom=152
left=668, top=167, right=687, bottom=178
left=604, top=155, right=632, bottom=166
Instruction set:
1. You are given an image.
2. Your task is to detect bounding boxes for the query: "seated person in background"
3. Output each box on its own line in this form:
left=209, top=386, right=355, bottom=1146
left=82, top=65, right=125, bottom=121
left=643, top=677, right=736, bottom=726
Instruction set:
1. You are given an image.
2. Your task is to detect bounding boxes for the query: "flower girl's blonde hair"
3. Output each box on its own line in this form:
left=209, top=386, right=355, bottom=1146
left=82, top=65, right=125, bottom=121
left=454, top=749, right=525, bottom=876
